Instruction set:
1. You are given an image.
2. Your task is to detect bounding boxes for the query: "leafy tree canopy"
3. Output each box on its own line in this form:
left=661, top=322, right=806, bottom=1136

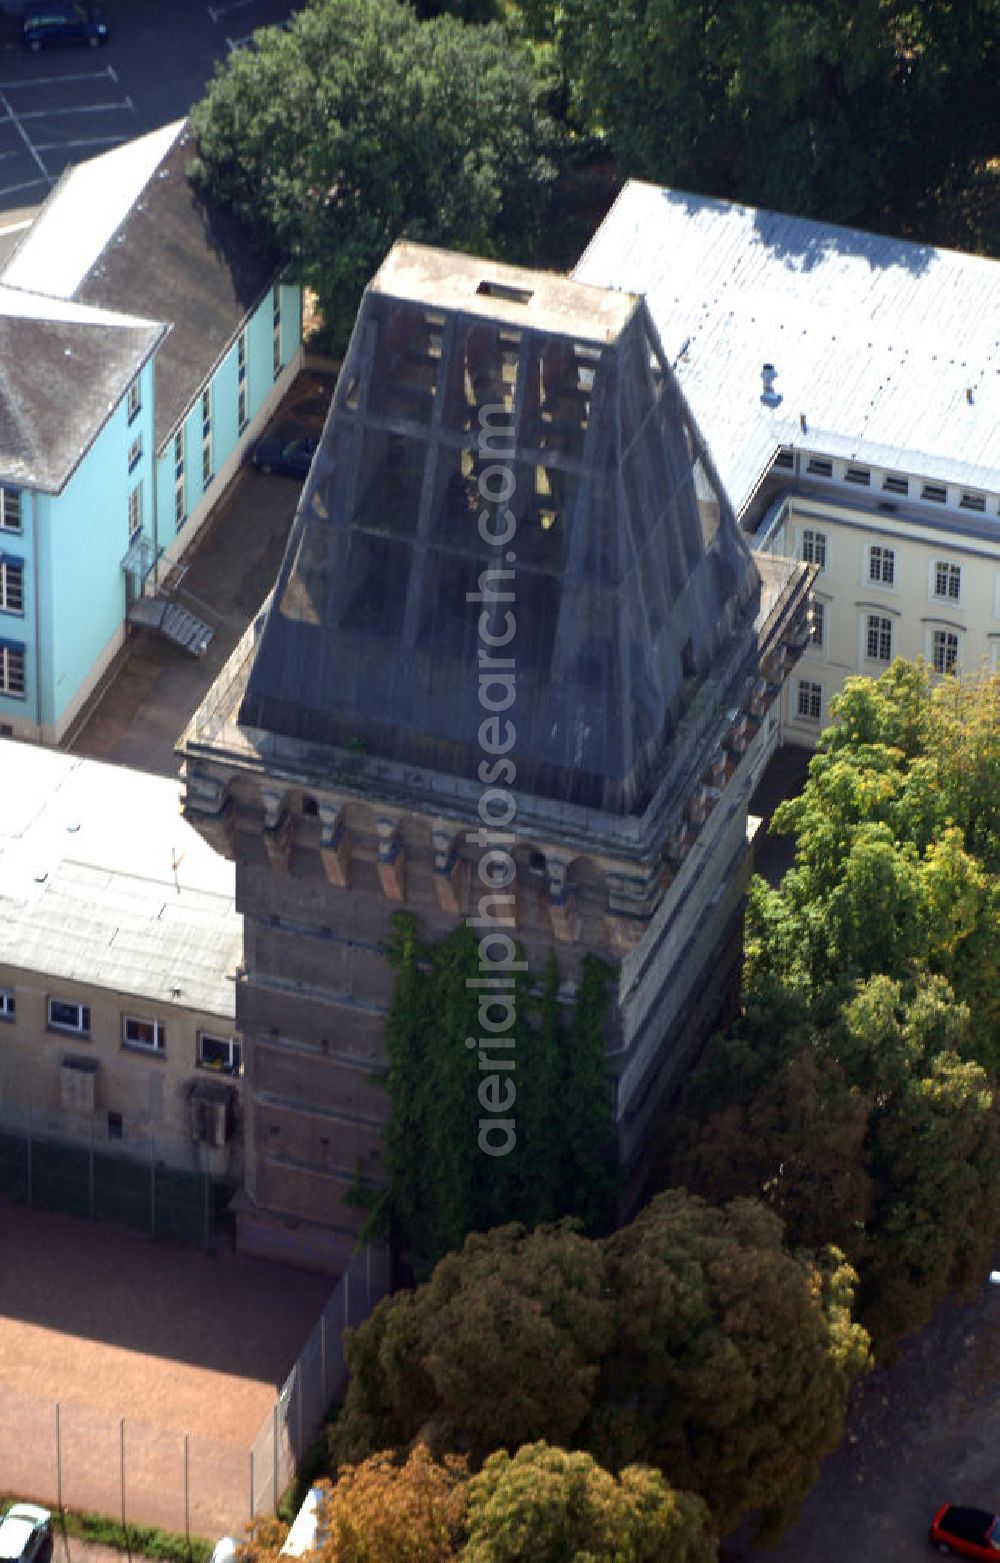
left=659, top=668, right=1000, bottom=1352
left=191, top=0, right=556, bottom=346
left=463, top=1442, right=717, bottom=1562
left=239, top=1443, right=715, bottom=1562
left=519, top=0, right=998, bottom=249
left=331, top=1192, right=869, bottom=1542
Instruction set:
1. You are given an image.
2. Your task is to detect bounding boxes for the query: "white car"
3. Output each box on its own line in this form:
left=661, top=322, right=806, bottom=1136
left=0, top=1506, right=51, bottom=1563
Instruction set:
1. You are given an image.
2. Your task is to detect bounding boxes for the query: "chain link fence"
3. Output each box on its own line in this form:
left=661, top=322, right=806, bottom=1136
left=1, top=1241, right=392, bottom=1537
left=0, top=1104, right=222, bottom=1248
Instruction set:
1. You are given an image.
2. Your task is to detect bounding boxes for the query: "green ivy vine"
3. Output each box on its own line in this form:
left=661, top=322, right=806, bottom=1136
left=354, top=912, right=618, bottom=1274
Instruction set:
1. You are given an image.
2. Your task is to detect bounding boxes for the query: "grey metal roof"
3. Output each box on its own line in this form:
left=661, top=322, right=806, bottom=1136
left=71, top=121, right=282, bottom=450
left=0, top=287, right=163, bottom=492
left=239, top=242, right=761, bottom=815
left=0, top=743, right=238, bottom=1017
left=574, top=183, right=1000, bottom=510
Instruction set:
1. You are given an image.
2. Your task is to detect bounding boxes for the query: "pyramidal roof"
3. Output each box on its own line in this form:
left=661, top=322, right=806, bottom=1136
left=239, top=243, right=761, bottom=814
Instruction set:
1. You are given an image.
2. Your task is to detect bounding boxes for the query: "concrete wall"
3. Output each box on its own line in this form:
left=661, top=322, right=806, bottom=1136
left=0, top=960, right=241, bottom=1175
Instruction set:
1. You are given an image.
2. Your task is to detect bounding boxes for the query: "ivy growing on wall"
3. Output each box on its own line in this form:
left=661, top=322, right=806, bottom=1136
left=355, top=913, right=618, bottom=1274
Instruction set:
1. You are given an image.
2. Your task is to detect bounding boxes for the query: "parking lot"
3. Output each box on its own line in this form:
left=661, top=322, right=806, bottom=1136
left=0, top=0, right=300, bottom=208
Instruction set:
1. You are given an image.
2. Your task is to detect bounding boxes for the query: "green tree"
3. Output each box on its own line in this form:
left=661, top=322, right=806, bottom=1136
left=191, top=0, right=556, bottom=348
left=331, top=1193, right=868, bottom=1542
left=526, top=0, right=998, bottom=250
left=593, top=1192, right=869, bottom=1540
left=333, top=1222, right=616, bottom=1465
left=463, top=1443, right=716, bottom=1563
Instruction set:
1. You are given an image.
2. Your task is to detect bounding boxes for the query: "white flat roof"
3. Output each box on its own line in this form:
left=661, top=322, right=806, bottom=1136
left=0, top=744, right=238, bottom=1017
left=574, top=182, right=1000, bottom=511
left=2, top=120, right=185, bottom=301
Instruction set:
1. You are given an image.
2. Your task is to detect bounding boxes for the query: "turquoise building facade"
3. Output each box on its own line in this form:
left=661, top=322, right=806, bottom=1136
left=0, top=122, right=302, bottom=744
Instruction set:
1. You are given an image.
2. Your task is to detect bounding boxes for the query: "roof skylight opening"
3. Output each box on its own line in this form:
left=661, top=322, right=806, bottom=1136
left=477, top=280, right=533, bottom=306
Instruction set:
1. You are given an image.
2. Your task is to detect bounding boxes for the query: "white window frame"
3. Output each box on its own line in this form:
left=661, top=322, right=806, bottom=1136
left=173, top=428, right=185, bottom=527
left=127, top=377, right=141, bottom=423
left=0, top=557, right=24, bottom=614
left=866, top=544, right=896, bottom=588
left=796, top=679, right=823, bottom=722
left=127, top=434, right=143, bottom=474
left=48, top=997, right=90, bottom=1036
left=128, top=482, right=142, bottom=540
left=809, top=597, right=826, bottom=651
left=122, top=1015, right=165, bottom=1054
left=272, top=284, right=282, bottom=380
left=0, top=487, right=21, bottom=532
left=930, top=559, right=962, bottom=605
left=0, top=641, right=25, bottom=697
left=237, top=330, right=248, bottom=432
left=197, top=1032, right=242, bottom=1075
left=865, top=613, right=893, bottom=664
left=0, top=987, right=13, bottom=1021
left=201, top=388, right=213, bottom=487
left=800, top=527, right=827, bottom=571
left=929, top=627, right=960, bottom=675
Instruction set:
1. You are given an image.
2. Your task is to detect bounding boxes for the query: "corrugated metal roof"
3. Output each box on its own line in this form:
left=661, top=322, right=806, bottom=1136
left=0, top=744, right=238, bottom=1017
left=573, top=183, right=1000, bottom=511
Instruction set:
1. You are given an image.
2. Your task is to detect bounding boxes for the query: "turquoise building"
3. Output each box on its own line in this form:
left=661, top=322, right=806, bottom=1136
left=0, top=121, right=302, bottom=744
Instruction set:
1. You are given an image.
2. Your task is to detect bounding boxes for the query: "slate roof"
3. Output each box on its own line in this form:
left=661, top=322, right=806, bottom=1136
left=72, top=121, right=282, bottom=450
left=574, top=182, right=1000, bottom=511
left=238, top=242, right=761, bottom=815
left=0, top=287, right=163, bottom=492
left=2, top=118, right=282, bottom=462
left=0, top=742, right=239, bottom=1017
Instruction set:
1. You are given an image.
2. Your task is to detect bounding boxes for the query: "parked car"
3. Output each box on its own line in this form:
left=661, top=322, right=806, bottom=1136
left=251, top=431, right=318, bottom=479
left=22, top=2, right=108, bottom=50
left=0, top=1504, right=51, bottom=1563
left=929, top=1504, right=1000, bottom=1557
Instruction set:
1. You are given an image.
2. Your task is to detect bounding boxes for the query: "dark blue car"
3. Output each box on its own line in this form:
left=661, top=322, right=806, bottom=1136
left=23, top=2, right=109, bottom=50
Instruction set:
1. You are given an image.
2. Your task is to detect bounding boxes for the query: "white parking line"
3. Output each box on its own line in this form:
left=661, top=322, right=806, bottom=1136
left=208, top=0, right=254, bottom=19
left=17, top=99, right=133, bottom=120
left=34, top=135, right=128, bottom=152
left=0, top=173, right=48, bottom=199
left=0, top=66, right=115, bottom=90
left=0, top=91, right=47, bottom=180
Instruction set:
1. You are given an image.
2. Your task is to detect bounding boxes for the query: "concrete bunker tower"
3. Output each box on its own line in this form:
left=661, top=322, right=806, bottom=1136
left=179, top=243, right=813, bottom=1271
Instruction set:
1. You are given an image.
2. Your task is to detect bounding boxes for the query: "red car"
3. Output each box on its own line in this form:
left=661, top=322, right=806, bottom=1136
left=930, top=1505, right=1000, bottom=1557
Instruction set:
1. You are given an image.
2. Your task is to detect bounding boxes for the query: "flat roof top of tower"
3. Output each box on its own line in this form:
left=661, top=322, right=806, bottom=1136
left=372, top=241, right=640, bottom=342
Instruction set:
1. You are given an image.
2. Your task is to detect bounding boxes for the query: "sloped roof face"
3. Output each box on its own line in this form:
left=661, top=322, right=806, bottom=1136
left=239, top=244, right=760, bottom=814
left=574, top=182, right=1000, bottom=509
left=0, top=288, right=162, bottom=491
left=2, top=119, right=281, bottom=455
left=72, top=123, right=281, bottom=450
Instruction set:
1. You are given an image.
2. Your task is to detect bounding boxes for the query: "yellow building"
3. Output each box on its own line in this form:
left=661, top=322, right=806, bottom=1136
left=0, top=742, right=242, bottom=1180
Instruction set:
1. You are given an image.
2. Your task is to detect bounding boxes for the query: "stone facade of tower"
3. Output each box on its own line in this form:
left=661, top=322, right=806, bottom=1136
left=178, top=244, right=813, bottom=1273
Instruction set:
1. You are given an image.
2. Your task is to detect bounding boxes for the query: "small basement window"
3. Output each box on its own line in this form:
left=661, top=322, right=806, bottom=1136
left=883, top=474, right=909, bottom=494
left=806, top=457, right=833, bottom=478
left=845, top=466, right=870, bottom=485
left=922, top=483, right=947, bottom=504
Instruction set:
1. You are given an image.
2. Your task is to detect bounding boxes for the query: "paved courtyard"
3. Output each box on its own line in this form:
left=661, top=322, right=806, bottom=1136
left=0, top=1199, right=331, bottom=1533
left=69, top=370, right=333, bottom=775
